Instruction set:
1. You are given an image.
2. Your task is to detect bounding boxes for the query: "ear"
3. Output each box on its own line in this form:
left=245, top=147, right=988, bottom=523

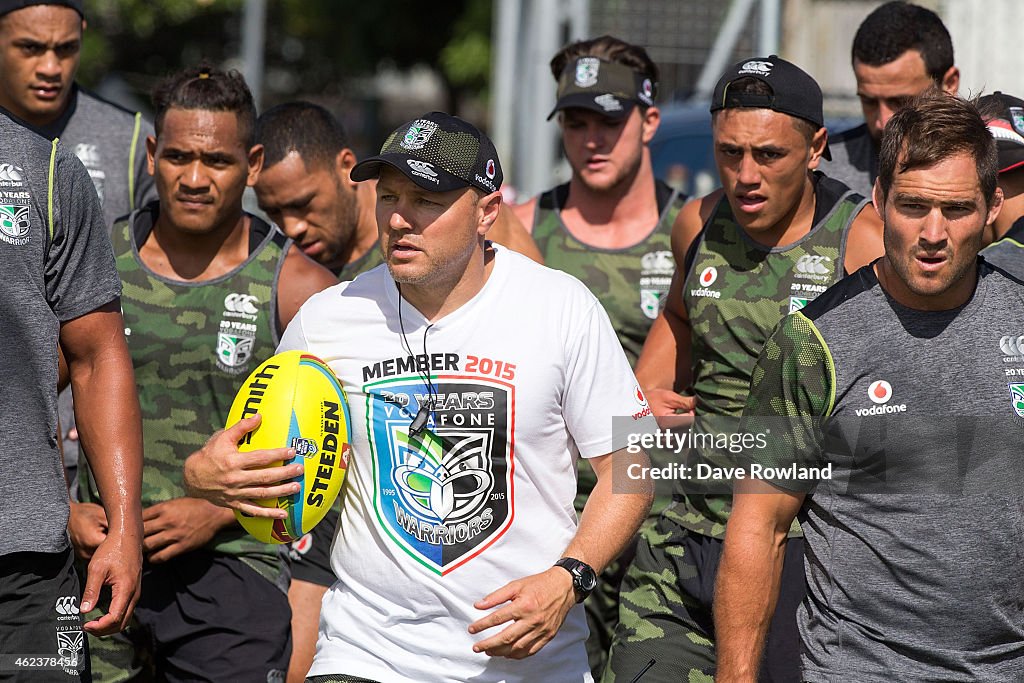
left=641, top=106, right=661, bottom=144
left=872, top=177, right=885, bottom=218
left=808, top=127, right=828, bottom=169
left=246, top=144, right=265, bottom=187
left=145, top=135, right=157, bottom=176
left=941, top=65, right=959, bottom=96
left=335, top=148, right=358, bottom=188
left=478, top=191, right=503, bottom=236
left=986, top=186, right=1004, bottom=229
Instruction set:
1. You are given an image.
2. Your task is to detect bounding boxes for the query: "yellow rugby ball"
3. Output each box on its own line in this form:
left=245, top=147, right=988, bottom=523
left=225, top=350, right=351, bottom=544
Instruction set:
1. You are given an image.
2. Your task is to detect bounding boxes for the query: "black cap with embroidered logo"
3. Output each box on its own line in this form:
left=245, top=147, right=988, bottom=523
left=0, top=0, right=83, bottom=18
left=711, top=55, right=829, bottom=159
left=351, top=112, right=502, bottom=194
left=980, top=91, right=1024, bottom=174
left=547, top=57, right=656, bottom=121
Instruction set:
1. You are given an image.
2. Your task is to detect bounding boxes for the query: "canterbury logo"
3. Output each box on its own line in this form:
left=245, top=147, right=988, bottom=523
left=406, top=159, right=437, bottom=177
left=55, top=596, right=79, bottom=615
left=1000, top=335, right=1024, bottom=356
left=795, top=254, right=832, bottom=276
left=224, top=293, right=259, bottom=316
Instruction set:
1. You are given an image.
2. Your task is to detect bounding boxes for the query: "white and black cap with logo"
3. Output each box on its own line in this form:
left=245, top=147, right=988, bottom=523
left=980, top=91, right=1024, bottom=175
left=351, top=111, right=502, bottom=194
left=548, top=57, right=656, bottom=121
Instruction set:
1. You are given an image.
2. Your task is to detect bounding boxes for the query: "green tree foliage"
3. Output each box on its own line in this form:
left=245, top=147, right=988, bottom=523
left=80, top=0, right=492, bottom=110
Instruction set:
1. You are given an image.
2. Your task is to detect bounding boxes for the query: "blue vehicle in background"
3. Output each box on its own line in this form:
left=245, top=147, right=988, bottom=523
left=650, top=103, right=861, bottom=198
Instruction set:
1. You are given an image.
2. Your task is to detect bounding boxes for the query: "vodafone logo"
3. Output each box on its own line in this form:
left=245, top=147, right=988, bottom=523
left=856, top=379, right=907, bottom=416
left=634, top=385, right=648, bottom=406
left=485, top=159, right=496, bottom=180
left=690, top=266, right=722, bottom=299
left=868, top=380, right=892, bottom=404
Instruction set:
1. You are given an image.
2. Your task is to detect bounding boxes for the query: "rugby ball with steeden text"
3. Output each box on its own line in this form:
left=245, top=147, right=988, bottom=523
left=225, top=350, right=351, bottom=544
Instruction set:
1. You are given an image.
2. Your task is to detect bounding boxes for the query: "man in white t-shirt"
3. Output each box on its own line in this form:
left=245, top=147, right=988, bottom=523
left=183, top=111, right=656, bottom=683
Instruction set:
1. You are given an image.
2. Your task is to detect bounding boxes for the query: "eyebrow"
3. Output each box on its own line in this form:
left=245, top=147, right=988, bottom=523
left=280, top=191, right=315, bottom=210
left=893, top=192, right=977, bottom=208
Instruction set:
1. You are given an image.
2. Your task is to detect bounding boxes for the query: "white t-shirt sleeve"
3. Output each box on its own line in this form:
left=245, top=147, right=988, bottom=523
left=562, top=300, right=656, bottom=459
left=276, top=307, right=309, bottom=354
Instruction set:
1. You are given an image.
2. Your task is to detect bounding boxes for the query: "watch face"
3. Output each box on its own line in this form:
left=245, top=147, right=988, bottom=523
left=579, top=568, right=597, bottom=592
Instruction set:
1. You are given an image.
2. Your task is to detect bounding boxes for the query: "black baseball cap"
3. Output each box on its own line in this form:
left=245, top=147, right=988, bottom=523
left=351, top=112, right=502, bottom=194
left=711, top=55, right=830, bottom=159
left=0, top=0, right=83, bottom=18
left=548, top=57, right=656, bottom=121
left=980, top=91, right=1024, bottom=174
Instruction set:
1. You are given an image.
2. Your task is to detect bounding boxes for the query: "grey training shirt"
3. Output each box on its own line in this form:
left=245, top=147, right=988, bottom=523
left=745, top=260, right=1024, bottom=681
left=0, top=110, right=122, bottom=556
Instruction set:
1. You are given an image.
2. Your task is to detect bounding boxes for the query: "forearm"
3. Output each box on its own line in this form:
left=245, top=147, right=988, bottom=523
left=714, top=523, right=788, bottom=681
left=69, top=327, right=143, bottom=538
left=564, top=449, right=653, bottom=573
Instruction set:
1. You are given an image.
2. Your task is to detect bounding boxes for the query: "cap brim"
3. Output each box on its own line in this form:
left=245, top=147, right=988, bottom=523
left=350, top=153, right=470, bottom=192
left=998, top=143, right=1024, bottom=175
left=547, top=93, right=636, bottom=121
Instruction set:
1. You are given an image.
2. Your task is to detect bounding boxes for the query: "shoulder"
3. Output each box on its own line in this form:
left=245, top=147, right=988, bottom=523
left=671, top=190, right=719, bottom=253
left=74, top=87, right=145, bottom=124
left=510, top=195, right=539, bottom=232
left=0, top=111, right=60, bottom=161
left=800, top=264, right=879, bottom=323
left=828, top=123, right=870, bottom=147
left=496, top=244, right=601, bottom=307
left=979, top=255, right=1024, bottom=291
left=281, top=242, right=338, bottom=289
left=844, top=201, right=884, bottom=272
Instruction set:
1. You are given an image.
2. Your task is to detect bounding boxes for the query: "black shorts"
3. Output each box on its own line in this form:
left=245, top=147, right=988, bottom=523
left=86, top=551, right=290, bottom=682
left=0, top=548, right=90, bottom=682
left=288, top=507, right=338, bottom=587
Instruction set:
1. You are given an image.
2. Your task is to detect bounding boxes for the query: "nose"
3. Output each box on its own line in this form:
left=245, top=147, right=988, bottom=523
left=876, top=102, right=897, bottom=135
left=279, top=215, right=308, bottom=241
left=919, top=208, right=948, bottom=247
left=179, top=160, right=210, bottom=192
left=388, top=203, right=413, bottom=232
left=36, top=50, right=62, bottom=79
left=584, top=122, right=606, bottom=150
left=736, top=152, right=760, bottom=187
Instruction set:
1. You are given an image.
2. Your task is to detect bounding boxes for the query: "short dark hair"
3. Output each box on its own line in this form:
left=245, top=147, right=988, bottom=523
left=852, top=2, right=954, bottom=85
left=711, top=76, right=818, bottom=143
left=152, top=64, right=257, bottom=148
left=878, top=93, right=997, bottom=206
left=257, top=102, right=350, bottom=171
left=549, top=35, right=659, bottom=101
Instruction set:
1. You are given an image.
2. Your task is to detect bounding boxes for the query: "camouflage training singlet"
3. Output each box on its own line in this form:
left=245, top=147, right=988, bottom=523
left=532, top=180, right=686, bottom=367
left=335, top=242, right=383, bottom=281
left=81, top=205, right=289, bottom=581
left=665, top=174, right=867, bottom=538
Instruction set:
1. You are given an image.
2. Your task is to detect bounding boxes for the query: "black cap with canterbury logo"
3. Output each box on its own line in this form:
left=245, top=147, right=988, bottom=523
left=351, top=112, right=502, bottom=194
left=711, top=55, right=830, bottom=159
left=0, top=0, right=83, bottom=18
left=548, top=57, right=656, bottom=121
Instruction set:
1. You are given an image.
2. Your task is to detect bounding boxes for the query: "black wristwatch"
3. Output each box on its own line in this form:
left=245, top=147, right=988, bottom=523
left=555, top=557, right=597, bottom=603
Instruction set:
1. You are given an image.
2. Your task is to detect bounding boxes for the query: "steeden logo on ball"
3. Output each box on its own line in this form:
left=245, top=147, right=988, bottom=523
left=226, top=350, right=352, bottom=544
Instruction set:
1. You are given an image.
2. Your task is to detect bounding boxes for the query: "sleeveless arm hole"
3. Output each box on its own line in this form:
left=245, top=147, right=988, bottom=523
left=128, top=112, right=142, bottom=212
left=270, top=229, right=292, bottom=346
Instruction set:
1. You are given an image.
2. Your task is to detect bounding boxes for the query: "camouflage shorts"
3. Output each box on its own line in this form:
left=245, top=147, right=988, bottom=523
left=602, top=518, right=805, bottom=683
